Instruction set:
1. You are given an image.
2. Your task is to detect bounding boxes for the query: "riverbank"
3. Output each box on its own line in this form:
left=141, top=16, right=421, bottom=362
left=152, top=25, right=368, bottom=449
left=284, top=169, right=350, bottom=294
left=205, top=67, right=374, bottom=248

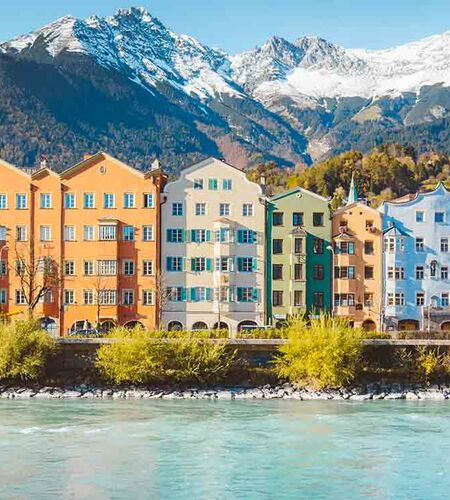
left=2, top=383, right=450, bottom=400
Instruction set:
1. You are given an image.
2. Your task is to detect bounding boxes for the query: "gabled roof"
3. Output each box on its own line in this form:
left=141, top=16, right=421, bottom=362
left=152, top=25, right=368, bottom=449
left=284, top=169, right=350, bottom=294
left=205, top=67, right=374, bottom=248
left=381, top=181, right=449, bottom=209
left=333, top=229, right=355, bottom=240
left=383, top=223, right=409, bottom=237
left=269, top=186, right=329, bottom=203
left=31, top=167, right=59, bottom=180
left=0, top=158, right=31, bottom=179
left=333, top=200, right=381, bottom=216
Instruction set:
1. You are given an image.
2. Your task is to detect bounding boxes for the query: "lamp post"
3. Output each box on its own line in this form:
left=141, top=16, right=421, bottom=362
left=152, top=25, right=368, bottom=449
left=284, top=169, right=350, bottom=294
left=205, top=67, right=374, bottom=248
left=326, top=244, right=335, bottom=316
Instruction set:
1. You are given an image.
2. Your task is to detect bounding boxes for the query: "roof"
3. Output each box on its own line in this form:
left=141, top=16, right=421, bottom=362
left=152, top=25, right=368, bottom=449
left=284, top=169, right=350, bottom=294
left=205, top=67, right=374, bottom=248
left=0, top=158, right=31, bottom=179
left=333, top=200, right=381, bottom=216
left=269, top=186, right=329, bottom=203
left=383, top=223, right=409, bottom=237
left=381, top=181, right=449, bottom=209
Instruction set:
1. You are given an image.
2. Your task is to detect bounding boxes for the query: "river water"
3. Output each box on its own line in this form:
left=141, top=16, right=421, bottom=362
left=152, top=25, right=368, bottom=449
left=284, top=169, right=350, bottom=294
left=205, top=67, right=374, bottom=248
left=0, top=399, right=449, bottom=499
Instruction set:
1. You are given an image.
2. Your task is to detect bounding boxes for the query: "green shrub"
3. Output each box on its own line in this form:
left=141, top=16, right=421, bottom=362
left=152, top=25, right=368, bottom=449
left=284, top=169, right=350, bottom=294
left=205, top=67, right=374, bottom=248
left=96, top=327, right=236, bottom=385
left=274, top=315, right=364, bottom=389
left=0, top=320, right=56, bottom=381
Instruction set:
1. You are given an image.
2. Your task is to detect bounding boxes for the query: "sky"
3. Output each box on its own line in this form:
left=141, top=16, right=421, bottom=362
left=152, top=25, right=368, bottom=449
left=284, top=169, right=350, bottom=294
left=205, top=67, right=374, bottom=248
left=1, top=0, right=449, bottom=53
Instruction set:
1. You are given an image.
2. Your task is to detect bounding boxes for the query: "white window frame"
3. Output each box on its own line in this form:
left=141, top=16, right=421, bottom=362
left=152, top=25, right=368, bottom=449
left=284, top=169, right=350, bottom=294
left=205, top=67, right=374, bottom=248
left=142, top=260, right=154, bottom=276
left=0, top=194, right=7, bottom=210
left=40, top=225, right=52, bottom=242
left=40, top=193, right=52, bottom=209
left=122, top=289, right=135, bottom=306
left=83, top=225, right=95, bottom=241
left=242, top=203, right=254, bottom=217
left=123, top=259, right=135, bottom=276
left=124, top=192, right=135, bottom=209
left=142, top=225, right=154, bottom=241
left=64, top=225, right=76, bottom=241
left=103, top=193, right=115, bottom=209
left=83, top=193, right=95, bottom=209
left=142, top=290, right=154, bottom=305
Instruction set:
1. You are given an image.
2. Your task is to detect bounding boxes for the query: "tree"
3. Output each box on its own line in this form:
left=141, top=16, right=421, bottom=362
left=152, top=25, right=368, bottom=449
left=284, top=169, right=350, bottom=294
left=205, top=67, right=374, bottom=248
left=154, top=270, right=172, bottom=331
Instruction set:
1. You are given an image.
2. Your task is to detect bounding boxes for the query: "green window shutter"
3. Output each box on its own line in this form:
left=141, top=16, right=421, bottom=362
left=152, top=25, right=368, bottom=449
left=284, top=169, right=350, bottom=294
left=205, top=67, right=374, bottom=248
left=167, top=229, right=172, bottom=242
left=191, top=229, right=196, bottom=243
left=237, top=287, right=243, bottom=302
left=252, top=258, right=258, bottom=272
left=206, top=258, right=212, bottom=271
left=191, top=258, right=196, bottom=272
left=237, top=257, right=242, bottom=272
left=237, top=230, right=243, bottom=244
left=190, top=288, right=197, bottom=302
left=252, top=288, right=259, bottom=303
left=166, top=257, right=172, bottom=271
left=206, top=288, right=213, bottom=301
left=181, top=288, right=187, bottom=301
left=206, top=230, right=211, bottom=242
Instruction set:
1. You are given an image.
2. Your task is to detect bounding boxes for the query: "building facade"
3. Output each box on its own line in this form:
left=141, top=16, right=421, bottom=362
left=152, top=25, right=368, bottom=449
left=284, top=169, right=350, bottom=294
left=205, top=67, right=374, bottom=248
left=379, top=182, right=450, bottom=331
left=266, top=188, right=332, bottom=324
left=0, top=153, right=164, bottom=336
left=161, top=157, right=265, bottom=335
left=332, top=201, right=383, bottom=330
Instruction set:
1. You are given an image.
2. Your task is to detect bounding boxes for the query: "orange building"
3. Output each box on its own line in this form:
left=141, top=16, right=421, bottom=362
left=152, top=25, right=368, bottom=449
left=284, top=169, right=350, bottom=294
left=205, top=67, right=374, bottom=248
left=0, top=152, right=164, bottom=336
left=332, top=195, right=383, bottom=331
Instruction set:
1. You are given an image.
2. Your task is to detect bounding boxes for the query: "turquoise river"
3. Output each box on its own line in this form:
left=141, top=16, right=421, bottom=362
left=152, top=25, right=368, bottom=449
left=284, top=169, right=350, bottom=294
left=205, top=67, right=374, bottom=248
left=0, top=400, right=449, bottom=499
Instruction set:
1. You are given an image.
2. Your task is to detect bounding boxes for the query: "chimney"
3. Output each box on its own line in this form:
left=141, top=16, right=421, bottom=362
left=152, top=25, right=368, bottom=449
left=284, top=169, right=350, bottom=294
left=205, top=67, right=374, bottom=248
left=39, top=155, right=48, bottom=169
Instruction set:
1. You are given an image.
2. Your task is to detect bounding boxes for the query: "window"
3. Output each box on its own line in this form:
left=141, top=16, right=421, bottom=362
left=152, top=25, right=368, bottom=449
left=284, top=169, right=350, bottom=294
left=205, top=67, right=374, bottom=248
left=15, top=225, right=27, bottom=241
left=84, top=260, right=94, bottom=276
left=416, top=211, right=425, bottom=223
left=215, top=287, right=231, bottom=303
left=122, top=290, right=135, bottom=306
left=365, top=266, right=375, bottom=280
left=430, top=261, right=438, bottom=278
left=223, top=179, right=232, bottom=190
left=441, top=267, right=448, bottom=280
left=83, top=225, right=94, bottom=241
left=273, top=291, right=283, bottom=307
left=65, top=193, right=75, bottom=209
left=192, top=257, right=207, bottom=272
left=98, top=290, right=117, bottom=305
left=338, top=241, right=354, bottom=254
left=334, top=294, right=355, bottom=307
left=167, top=257, right=183, bottom=272
left=313, top=238, right=324, bottom=254
left=192, top=229, right=208, bottom=243
left=123, top=260, right=135, bottom=276
left=64, top=261, right=75, bottom=276
left=193, top=178, right=203, bottom=190
left=15, top=289, right=26, bottom=305
left=294, top=290, right=303, bottom=307
left=387, top=292, right=405, bottom=306
left=364, top=293, right=373, bottom=307
left=435, top=212, right=445, bottom=223
left=0, top=226, right=6, bottom=241
left=172, top=203, right=183, bottom=216
left=208, top=178, right=218, bottom=190
left=238, top=257, right=255, bottom=273
left=143, top=260, right=153, bottom=276
left=123, top=226, right=135, bottom=241
left=364, top=241, right=374, bottom=255
left=238, top=229, right=256, bottom=244
left=168, top=287, right=185, bottom=302
left=191, top=287, right=210, bottom=302
left=167, top=229, right=184, bottom=243
left=104, top=193, right=115, bottom=208
left=0, top=194, right=7, bottom=209
left=416, top=292, right=425, bottom=306
left=16, top=194, right=27, bottom=209
left=98, top=260, right=117, bottom=276
left=387, top=267, right=404, bottom=280
left=195, top=203, right=206, bottom=216
left=143, top=290, right=154, bottom=305
left=365, top=220, right=374, bottom=230
left=214, top=257, right=229, bottom=273
left=273, top=239, right=283, bottom=254
left=416, top=266, right=424, bottom=279
left=442, top=293, right=449, bottom=307
left=124, top=193, right=135, bottom=208
left=0, top=260, right=7, bottom=276
left=83, top=193, right=95, bottom=209
left=143, top=193, right=154, bottom=208
left=40, top=193, right=52, bottom=209
left=415, top=238, right=424, bottom=252
left=293, top=212, right=303, bottom=226
left=313, top=212, right=324, bottom=226
left=242, top=203, right=253, bottom=217
left=83, top=290, right=94, bottom=305
left=98, top=224, right=117, bottom=241
left=142, top=225, right=154, bottom=241
left=313, top=292, right=324, bottom=308
left=64, top=225, right=75, bottom=241
left=219, top=203, right=230, bottom=217
left=294, top=263, right=303, bottom=280
left=215, top=228, right=230, bottom=243
left=15, top=259, right=25, bottom=276
left=313, top=264, right=324, bottom=280
left=237, top=287, right=257, bottom=303
left=441, top=238, right=449, bottom=253
left=64, top=290, right=75, bottom=305
left=335, top=266, right=355, bottom=279
left=272, top=212, right=284, bottom=226
left=0, top=289, right=6, bottom=304
left=273, top=264, right=283, bottom=280
left=294, top=238, right=303, bottom=254
left=40, top=225, right=52, bottom=242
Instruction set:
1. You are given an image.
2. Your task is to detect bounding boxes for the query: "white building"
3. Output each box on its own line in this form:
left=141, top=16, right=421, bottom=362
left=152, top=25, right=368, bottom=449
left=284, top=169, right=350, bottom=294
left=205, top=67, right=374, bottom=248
left=161, top=157, right=266, bottom=335
left=379, top=182, right=450, bottom=331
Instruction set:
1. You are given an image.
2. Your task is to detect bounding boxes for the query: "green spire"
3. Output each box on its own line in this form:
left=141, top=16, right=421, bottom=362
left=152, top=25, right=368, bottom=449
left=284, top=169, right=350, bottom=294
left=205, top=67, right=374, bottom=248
left=347, top=172, right=358, bottom=205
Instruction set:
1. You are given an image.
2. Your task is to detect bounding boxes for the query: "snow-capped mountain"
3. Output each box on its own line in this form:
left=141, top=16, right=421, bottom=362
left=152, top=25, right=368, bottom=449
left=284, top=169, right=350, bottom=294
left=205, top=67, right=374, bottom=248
left=1, top=6, right=450, bottom=170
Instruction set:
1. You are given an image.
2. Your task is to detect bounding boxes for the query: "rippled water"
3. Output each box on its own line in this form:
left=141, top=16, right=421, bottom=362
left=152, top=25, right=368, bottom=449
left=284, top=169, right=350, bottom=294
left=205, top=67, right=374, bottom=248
left=0, top=400, right=449, bottom=499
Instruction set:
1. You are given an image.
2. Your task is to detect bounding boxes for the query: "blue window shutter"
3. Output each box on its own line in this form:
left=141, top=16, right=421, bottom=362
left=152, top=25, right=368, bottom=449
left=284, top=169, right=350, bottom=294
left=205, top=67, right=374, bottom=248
left=252, top=258, right=258, bottom=272
left=191, top=258, right=196, bottom=272
left=252, top=288, right=259, bottom=302
left=181, top=288, right=187, bottom=301
left=166, top=257, right=172, bottom=271
left=191, top=288, right=197, bottom=302
left=190, top=229, right=195, bottom=243
left=206, top=258, right=212, bottom=271
left=237, top=287, right=243, bottom=302
left=167, top=229, right=172, bottom=242
left=237, top=230, right=243, bottom=244
left=206, top=288, right=212, bottom=301
left=237, top=257, right=243, bottom=272
left=206, top=230, right=211, bottom=242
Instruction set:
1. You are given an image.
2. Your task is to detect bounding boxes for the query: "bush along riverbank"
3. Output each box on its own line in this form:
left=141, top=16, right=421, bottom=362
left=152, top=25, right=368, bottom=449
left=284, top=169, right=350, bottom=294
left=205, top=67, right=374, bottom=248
left=4, top=317, right=450, bottom=398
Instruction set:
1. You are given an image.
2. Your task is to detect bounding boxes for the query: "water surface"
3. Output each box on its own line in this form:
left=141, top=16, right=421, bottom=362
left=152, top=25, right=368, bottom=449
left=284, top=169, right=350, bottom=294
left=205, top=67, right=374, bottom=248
left=0, top=399, right=449, bottom=499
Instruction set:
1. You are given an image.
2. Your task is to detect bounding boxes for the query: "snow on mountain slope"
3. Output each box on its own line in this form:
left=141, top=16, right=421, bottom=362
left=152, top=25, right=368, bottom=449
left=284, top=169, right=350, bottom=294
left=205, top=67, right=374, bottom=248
left=1, top=7, right=243, bottom=100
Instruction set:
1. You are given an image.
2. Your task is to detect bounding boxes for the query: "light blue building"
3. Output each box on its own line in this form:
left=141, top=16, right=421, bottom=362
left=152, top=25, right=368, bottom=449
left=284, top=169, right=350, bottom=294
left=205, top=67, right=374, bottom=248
left=379, top=182, right=450, bottom=331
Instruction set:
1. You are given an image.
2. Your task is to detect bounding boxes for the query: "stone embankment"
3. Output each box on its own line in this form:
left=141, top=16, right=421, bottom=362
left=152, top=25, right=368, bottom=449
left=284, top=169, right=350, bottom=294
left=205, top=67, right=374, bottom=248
left=1, top=383, right=450, bottom=400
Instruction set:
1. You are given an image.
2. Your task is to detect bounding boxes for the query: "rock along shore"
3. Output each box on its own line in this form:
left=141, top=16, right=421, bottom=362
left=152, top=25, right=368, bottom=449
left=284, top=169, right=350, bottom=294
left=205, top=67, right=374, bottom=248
left=1, top=383, right=450, bottom=400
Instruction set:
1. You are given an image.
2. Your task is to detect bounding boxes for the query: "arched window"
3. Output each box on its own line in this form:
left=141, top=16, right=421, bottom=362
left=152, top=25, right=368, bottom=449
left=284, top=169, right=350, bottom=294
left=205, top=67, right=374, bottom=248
left=69, top=320, right=93, bottom=335
left=192, top=321, right=208, bottom=331
left=167, top=321, right=183, bottom=331
left=124, top=321, right=145, bottom=330
left=237, top=320, right=258, bottom=331
left=40, top=317, right=57, bottom=337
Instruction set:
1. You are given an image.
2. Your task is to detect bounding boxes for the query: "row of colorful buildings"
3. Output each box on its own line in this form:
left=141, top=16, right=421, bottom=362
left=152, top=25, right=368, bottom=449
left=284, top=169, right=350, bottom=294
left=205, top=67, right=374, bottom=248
left=0, top=153, right=449, bottom=335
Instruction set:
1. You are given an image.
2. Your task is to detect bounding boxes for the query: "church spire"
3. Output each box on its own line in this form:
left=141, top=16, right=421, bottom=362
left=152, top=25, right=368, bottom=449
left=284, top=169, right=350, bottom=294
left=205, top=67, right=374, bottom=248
left=347, top=172, right=358, bottom=205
